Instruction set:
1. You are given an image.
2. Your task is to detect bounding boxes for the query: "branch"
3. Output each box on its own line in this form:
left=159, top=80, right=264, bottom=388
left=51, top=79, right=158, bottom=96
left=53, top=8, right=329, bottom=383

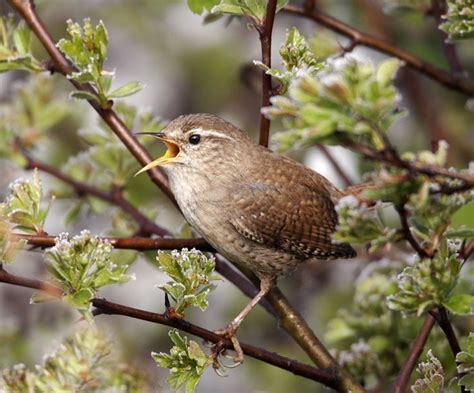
left=12, top=233, right=213, bottom=251
left=239, top=270, right=364, bottom=392
left=304, top=0, right=317, bottom=12
left=316, top=144, right=353, bottom=187
left=395, top=204, right=431, bottom=258
left=7, top=0, right=175, bottom=203
left=431, top=307, right=468, bottom=393
left=257, top=0, right=277, bottom=147
left=338, top=135, right=474, bottom=187
left=434, top=307, right=462, bottom=355
left=25, top=153, right=171, bottom=237
left=283, top=4, right=474, bottom=96
left=12, top=232, right=275, bottom=316
left=393, top=314, right=436, bottom=393
left=461, top=239, right=474, bottom=261
left=0, top=267, right=338, bottom=390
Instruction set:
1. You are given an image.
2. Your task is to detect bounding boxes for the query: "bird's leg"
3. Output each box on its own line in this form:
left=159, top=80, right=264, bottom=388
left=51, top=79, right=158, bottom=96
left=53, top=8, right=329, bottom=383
left=213, top=276, right=275, bottom=366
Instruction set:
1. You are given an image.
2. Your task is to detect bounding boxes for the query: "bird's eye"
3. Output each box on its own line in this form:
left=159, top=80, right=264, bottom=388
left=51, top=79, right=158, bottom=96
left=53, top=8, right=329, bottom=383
left=189, top=134, right=201, bottom=145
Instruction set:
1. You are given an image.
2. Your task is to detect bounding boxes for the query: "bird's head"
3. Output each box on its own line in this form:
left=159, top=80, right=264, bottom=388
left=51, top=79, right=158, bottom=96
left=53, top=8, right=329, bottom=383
left=135, top=113, right=252, bottom=175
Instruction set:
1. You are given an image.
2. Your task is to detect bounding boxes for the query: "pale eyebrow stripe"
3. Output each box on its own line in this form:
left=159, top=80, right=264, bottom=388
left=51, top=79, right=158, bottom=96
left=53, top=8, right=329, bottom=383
left=188, top=128, right=233, bottom=141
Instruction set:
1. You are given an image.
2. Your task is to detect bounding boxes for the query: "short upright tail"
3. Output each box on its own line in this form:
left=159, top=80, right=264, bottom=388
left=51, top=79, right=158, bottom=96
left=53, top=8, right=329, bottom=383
left=340, top=182, right=377, bottom=207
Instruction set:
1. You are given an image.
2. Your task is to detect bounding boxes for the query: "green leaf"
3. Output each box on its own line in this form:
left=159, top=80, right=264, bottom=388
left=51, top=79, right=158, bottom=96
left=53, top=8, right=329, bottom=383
left=70, top=90, right=99, bottom=102
left=444, top=294, right=474, bottom=315
left=445, top=226, right=474, bottom=239
left=456, top=333, right=474, bottom=390
left=2, top=170, right=50, bottom=234
left=188, top=0, right=221, bottom=14
left=376, top=58, right=401, bottom=86
left=440, top=0, right=474, bottom=41
left=269, top=57, right=404, bottom=152
left=152, top=330, right=212, bottom=393
left=12, top=23, right=31, bottom=55
left=57, top=18, right=142, bottom=106
left=0, top=16, right=43, bottom=73
left=411, top=350, right=444, bottom=393
left=387, top=240, right=462, bottom=316
left=65, top=288, right=95, bottom=310
left=458, top=374, right=474, bottom=390
left=46, top=231, right=133, bottom=318
left=0, top=218, right=26, bottom=264
left=212, top=0, right=288, bottom=21
left=1, top=329, right=147, bottom=391
left=108, top=81, right=145, bottom=98
left=155, top=249, right=219, bottom=316
left=333, top=195, right=398, bottom=250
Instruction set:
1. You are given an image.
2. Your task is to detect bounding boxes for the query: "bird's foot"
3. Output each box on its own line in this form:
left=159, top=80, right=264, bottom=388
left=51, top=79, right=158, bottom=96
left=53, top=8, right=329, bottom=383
left=211, top=322, right=244, bottom=372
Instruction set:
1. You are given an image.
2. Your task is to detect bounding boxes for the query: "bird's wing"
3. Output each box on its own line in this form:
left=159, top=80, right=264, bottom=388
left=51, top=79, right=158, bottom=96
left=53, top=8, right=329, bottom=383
left=228, top=178, right=356, bottom=260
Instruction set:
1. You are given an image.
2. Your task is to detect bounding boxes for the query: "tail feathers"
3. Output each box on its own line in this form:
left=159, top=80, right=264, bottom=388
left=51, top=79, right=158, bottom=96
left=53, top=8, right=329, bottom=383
left=340, top=182, right=377, bottom=207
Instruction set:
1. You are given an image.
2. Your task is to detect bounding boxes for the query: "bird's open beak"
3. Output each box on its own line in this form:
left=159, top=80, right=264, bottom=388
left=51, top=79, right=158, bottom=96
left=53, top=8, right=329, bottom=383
left=134, top=132, right=180, bottom=176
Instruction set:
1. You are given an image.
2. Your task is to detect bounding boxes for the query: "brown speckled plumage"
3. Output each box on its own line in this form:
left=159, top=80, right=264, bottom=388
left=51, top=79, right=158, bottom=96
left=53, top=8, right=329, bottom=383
left=154, top=113, right=355, bottom=280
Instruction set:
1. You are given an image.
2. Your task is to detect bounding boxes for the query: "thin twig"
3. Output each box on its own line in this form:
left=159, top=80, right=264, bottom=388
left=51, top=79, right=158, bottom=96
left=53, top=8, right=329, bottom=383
left=461, top=239, right=474, bottom=261
left=393, top=314, right=436, bottom=393
left=396, top=204, right=431, bottom=258
left=25, top=153, right=171, bottom=237
left=316, top=144, right=353, bottom=187
left=257, top=0, right=277, bottom=147
left=12, top=233, right=214, bottom=251
left=338, top=135, right=474, bottom=187
left=282, top=4, right=474, bottom=96
left=0, top=267, right=338, bottom=389
left=432, top=307, right=468, bottom=393
left=434, top=307, right=462, bottom=355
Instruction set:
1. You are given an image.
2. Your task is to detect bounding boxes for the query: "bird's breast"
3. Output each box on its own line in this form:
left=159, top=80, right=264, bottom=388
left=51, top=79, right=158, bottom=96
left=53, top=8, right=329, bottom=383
left=168, top=170, right=231, bottom=240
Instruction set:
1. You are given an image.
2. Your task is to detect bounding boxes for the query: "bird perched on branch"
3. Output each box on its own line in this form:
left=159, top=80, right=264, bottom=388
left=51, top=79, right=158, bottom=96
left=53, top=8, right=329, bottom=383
left=136, top=113, right=356, bottom=363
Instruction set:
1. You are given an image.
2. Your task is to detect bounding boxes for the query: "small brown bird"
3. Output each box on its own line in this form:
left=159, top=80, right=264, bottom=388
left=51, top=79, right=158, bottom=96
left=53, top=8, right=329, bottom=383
left=137, top=113, right=355, bottom=361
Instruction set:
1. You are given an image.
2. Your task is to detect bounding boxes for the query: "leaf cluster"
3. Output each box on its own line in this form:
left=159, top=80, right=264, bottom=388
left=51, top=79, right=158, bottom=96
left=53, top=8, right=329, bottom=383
left=411, top=350, right=444, bottom=393
left=0, top=75, right=72, bottom=166
left=325, top=262, right=442, bottom=384
left=57, top=19, right=144, bottom=108
left=254, top=27, right=326, bottom=94
left=336, top=141, right=473, bottom=255
left=387, top=240, right=469, bottom=315
left=0, top=217, right=25, bottom=265
left=1, top=328, right=147, bottom=392
left=0, top=15, right=43, bottom=73
left=440, top=0, right=474, bottom=41
left=333, top=195, right=399, bottom=252
left=156, top=249, right=219, bottom=316
left=44, top=230, right=132, bottom=315
left=0, top=170, right=50, bottom=234
left=210, top=0, right=288, bottom=23
left=152, top=329, right=212, bottom=393
left=456, top=333, right=474, bottom=389
left=264, top=56, right=404, bottom=151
